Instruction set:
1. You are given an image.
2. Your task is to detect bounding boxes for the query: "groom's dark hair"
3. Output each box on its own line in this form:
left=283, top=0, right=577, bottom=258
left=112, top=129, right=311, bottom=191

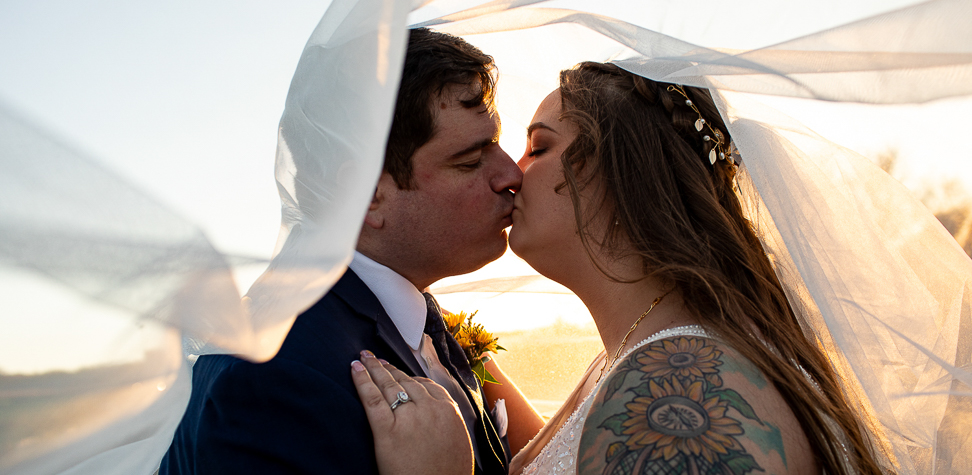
left=384, top=27, right=496, bottom=190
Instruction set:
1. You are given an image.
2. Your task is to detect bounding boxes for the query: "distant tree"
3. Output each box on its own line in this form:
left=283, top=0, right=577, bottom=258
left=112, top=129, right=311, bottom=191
left=874, top=149, right=972, bottom=257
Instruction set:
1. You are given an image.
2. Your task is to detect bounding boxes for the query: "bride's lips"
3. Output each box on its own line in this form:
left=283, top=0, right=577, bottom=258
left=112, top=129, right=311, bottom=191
left=510, top=199, right=521, bottom=224
left=500, top=205, right=514, bottom=227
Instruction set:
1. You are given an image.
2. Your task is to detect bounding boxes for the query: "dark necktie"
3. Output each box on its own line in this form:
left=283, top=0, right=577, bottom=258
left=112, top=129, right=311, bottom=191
left=422, top=292, right=482, bottom=464
left=422, top=292, right=481, bottom=390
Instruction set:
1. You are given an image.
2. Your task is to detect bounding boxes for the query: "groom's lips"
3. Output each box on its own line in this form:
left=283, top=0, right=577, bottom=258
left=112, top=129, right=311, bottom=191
left=500, top=209, right=514, bottom=227
left=500, top=203, right=514, bottom=227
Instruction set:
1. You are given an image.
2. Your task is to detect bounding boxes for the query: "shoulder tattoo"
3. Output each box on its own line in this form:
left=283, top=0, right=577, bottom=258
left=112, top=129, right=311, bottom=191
left=581, top=337, right=785, bottom=475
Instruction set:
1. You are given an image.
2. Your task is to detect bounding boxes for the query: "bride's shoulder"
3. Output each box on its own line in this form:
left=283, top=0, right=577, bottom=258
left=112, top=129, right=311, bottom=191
left=577, top=334, right=818, bottom=475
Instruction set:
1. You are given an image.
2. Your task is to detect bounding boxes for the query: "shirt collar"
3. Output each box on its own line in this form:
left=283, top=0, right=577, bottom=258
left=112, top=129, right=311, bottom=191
left=348, top=251, right=427, bottom=350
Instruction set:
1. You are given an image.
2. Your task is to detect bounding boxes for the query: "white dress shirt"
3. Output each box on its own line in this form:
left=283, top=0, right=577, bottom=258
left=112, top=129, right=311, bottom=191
left=348, top=251, right=428, bottom=367
left=348, top=252, right=480, bottom=453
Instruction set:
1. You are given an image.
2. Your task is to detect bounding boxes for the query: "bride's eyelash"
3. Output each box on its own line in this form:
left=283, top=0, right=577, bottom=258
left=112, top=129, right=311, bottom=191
left=528, top=148, right=546, bottom=157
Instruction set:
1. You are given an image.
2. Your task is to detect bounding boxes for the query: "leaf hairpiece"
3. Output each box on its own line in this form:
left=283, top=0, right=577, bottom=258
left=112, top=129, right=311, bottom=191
left=667, top=84, right=731, bottom=165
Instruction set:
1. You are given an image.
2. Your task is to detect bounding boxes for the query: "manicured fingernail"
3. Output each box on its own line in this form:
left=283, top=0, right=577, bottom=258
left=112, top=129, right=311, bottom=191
left=361, top=350, right=375, bottom=358
left=377, top=359, right=389, bottom=365
left=351, top=360, right=365, bottom=372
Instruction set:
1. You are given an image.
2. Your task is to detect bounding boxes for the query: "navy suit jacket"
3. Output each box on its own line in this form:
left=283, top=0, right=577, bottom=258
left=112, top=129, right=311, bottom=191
left=160, top=269, right=510, bottom=474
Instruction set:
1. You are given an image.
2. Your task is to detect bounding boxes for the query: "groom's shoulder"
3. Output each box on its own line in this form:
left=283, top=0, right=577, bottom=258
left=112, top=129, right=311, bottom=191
left=170, top=352, right=376, bottom=475
left=191, top=351, right=349, bottom=399
left=287, top=267, right=384, bottom=339
left=187, top=273, right=381, bottom=393
left=185, top=351, right=360, bottom=432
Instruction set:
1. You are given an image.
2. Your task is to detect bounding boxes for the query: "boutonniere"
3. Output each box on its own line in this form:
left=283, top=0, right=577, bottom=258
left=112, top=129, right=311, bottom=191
left=443, top=310, right=505, bottom=385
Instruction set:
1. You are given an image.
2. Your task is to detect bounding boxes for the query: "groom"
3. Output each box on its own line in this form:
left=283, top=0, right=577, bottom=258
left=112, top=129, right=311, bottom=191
left=160, top=28, right=520, bottom=474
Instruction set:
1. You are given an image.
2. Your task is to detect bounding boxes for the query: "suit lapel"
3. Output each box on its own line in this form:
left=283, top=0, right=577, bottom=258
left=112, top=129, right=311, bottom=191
left=374, top=317, right=427, bottom=377
left=330, top=269, right=427, bottom=378
left=333, top=270, right=508, bottom=473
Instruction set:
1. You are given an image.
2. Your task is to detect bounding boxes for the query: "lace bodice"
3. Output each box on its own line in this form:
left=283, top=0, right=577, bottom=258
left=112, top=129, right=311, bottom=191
left=520, top=325, right=709, bottom=475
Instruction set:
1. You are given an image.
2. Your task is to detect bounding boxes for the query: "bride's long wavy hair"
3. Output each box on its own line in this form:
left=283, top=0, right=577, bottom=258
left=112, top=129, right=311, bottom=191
left=557, top=62, right=885, bottom=475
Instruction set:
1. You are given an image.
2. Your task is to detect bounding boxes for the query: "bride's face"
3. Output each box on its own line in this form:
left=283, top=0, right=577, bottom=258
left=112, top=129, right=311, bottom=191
left=509, top=90, right=590, bottom=278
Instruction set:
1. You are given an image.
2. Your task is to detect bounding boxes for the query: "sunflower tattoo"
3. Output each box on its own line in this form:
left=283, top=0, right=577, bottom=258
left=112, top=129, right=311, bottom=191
left=621, top=379, right=744, bottom=465
left=594, top=337, right=775, bottom=475
left=636, top=337, right=723, bottom=387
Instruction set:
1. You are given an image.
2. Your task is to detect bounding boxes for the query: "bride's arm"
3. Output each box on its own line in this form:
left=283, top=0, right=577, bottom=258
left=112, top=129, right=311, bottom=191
left=481, top=358, right=545, bottom=454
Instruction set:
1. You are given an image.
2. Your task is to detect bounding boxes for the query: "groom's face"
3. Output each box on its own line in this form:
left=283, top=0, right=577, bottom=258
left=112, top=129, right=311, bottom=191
left=376, top=84, right=521, bottom=288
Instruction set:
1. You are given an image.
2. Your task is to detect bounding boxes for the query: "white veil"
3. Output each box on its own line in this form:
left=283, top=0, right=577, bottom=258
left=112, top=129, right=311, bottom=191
left=1, top=0, right=970, bottom=473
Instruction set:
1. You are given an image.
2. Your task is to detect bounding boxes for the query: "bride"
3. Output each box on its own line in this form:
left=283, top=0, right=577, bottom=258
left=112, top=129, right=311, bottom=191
left=352, top=62, right=886, bottom=475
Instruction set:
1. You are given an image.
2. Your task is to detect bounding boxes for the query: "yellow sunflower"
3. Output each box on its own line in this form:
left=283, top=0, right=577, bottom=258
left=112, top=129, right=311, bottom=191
left=443, top=309, right=504, bottom=385
left=456, top=322, right=501, bottom=361
left=442, top=310, right=468, bottom=333
left=636, top=337, right=722, bottom=385
left=621, top=378, right=744, bottom=463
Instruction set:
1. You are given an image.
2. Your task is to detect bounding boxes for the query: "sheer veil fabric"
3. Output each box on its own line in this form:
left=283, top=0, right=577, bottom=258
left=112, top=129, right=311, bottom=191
left=1, top=0, right=970, bottom=473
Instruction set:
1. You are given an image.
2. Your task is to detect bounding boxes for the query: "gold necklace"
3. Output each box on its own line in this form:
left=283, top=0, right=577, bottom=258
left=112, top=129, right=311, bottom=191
left=596, top=292, right=669, bottom=383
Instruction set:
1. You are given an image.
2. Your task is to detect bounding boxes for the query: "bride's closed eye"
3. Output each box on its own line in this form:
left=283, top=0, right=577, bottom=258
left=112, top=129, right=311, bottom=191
left=528, top=148, right=547, bottom=157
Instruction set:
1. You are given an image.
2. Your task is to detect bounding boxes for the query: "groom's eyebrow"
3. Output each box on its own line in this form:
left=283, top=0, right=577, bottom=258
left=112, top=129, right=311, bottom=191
left=450, top=138, right=496, bottom=159
left=526, top=122, right=556, bottom=138
left=449, top=120, right=501, bottom=160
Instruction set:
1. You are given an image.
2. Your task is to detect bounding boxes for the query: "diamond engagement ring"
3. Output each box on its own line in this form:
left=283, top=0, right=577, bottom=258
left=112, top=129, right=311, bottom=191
left=389, top=391, right=411, bottom=411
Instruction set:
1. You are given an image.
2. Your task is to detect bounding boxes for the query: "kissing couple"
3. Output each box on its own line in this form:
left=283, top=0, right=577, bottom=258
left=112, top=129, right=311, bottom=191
left=164, top=24, right=912, bottom=475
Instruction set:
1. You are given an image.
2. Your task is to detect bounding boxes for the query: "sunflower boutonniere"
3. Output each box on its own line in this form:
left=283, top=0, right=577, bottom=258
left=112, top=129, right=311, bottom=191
left=443, top=310, right=505, bottom=385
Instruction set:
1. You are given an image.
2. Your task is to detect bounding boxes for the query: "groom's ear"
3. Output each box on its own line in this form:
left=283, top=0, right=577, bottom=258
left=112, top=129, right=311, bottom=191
left=363, top=173, right=394, bottom=230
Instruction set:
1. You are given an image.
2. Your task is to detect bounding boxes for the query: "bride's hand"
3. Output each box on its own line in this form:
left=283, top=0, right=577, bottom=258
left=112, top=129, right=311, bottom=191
left=351, top=351, right=473, bottom=475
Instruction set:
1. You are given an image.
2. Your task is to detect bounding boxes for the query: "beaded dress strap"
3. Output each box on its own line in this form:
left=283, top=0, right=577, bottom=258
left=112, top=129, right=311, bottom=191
left=608, top=324, right=710, bottom=375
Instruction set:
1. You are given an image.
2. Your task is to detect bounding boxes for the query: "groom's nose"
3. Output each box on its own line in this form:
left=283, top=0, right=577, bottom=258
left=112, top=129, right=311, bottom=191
left=490, top=145, right=522, bottom=193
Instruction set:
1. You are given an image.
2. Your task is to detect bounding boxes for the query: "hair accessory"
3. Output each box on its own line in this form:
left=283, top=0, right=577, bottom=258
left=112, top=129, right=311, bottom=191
left=667, top=85, right=729, bottom=165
